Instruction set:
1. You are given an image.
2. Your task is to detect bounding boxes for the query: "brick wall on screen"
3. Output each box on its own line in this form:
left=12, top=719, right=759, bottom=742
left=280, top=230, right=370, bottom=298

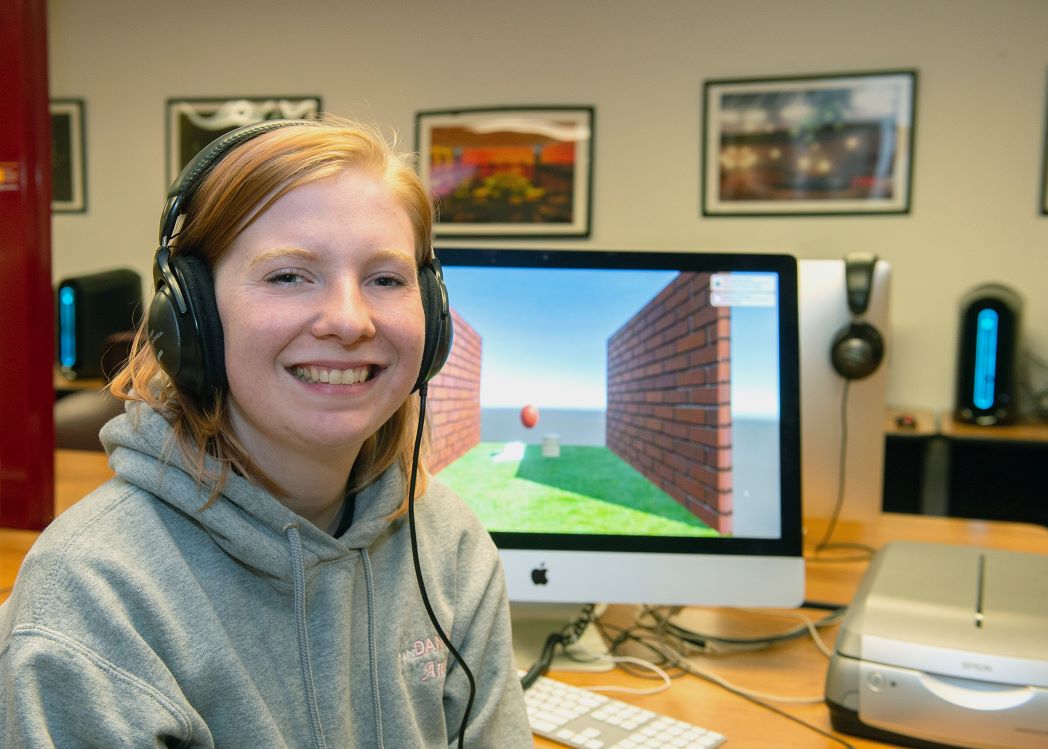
left=605, top=272, right=733, bottom=533
left=426, top=308, right=482, bottom=475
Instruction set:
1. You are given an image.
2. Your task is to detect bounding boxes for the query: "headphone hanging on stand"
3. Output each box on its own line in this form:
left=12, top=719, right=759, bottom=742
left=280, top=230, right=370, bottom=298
left=829, top=252, right=884, bottom=380
left=146, top=119, right=453, bottom=403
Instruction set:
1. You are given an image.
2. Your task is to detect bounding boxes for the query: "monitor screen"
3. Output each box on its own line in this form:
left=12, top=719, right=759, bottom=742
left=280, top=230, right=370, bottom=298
left=427, top=249, right=804, bottom=607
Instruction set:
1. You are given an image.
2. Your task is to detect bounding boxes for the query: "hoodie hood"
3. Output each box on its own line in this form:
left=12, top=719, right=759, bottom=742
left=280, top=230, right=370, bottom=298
left=99, top=401, right=403, bottom=585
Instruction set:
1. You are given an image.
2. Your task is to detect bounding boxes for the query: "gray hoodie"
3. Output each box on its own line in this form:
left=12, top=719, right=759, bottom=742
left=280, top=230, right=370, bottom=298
left=0, top=403, right=532, bottom=748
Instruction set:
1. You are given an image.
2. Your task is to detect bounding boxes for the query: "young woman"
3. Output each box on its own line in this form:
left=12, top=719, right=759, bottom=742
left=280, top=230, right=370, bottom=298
left=0, top=118, right=531, bottom=747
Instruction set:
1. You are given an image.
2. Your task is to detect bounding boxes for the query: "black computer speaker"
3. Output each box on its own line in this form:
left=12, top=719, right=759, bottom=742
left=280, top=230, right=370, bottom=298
left=56, top=268, right=143, bottom=379
left=954, top=283, right=1022, bottom=425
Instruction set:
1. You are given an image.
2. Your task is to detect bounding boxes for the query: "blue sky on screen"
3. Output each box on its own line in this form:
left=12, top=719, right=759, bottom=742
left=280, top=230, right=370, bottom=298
left=731, top=294, right=780, bottom=419
left=441, top=266, right=778, bottom=414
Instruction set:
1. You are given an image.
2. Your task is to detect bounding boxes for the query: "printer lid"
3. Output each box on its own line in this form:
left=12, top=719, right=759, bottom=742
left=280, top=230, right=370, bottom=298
left=836, top=541, right=1048, bottom=687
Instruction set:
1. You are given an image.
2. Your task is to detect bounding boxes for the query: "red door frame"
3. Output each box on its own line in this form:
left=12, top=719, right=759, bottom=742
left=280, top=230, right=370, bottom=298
left=0, top=0, right=55, bottom=530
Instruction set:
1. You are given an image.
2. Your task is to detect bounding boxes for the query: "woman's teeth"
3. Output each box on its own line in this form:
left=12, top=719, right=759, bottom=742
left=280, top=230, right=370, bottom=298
left=291, top=365, right=371, bottom=385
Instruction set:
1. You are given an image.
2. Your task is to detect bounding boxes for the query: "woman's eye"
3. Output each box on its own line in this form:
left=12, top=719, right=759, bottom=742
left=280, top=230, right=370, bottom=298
left=265, top=270, right=305, bottom=285
left=374, top=274, right=408, bottom=288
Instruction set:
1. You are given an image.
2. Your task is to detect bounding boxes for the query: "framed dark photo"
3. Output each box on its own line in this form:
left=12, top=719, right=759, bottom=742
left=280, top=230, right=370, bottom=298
left=1042, top=82, right=1048, bottom=215
left=50, top=99, right=86, bottom=213
left=166, top=96, right=322, bottom=183
left=416, top=106, right=594, bottom=237
left=702, top=71, right=917, bottom=216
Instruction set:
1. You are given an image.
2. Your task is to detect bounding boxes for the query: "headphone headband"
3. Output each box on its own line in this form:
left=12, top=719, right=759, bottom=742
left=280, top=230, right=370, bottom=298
left=843, top=252, right=878, bottom=316
left=159, top=119, right=315, bottom=244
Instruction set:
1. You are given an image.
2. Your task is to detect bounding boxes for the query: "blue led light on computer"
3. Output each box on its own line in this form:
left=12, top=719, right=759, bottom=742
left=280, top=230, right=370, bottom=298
left=58, top=285, right=77, bottom=368
left=972, top=308, right=999, bottom=410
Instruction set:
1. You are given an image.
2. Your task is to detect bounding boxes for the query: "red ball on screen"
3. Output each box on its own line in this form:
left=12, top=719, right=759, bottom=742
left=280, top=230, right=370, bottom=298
left=520, top=405, right=539, bottom=429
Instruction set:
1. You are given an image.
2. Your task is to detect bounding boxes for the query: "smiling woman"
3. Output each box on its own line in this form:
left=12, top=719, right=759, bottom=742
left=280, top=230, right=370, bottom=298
left=0, top=117, right=531, bottom=748
left=211, top=169, right=425, bottom=527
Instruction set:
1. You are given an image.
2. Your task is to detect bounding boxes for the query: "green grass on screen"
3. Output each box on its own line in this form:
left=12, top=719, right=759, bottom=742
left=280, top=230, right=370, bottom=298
left=437, top=442, right=718, bottom=537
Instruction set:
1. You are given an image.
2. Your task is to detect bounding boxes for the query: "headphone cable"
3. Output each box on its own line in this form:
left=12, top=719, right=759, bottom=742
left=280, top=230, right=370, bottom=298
left=408, top=384, right=476, bottom=748
left=813, top=379, right=850, bottom=552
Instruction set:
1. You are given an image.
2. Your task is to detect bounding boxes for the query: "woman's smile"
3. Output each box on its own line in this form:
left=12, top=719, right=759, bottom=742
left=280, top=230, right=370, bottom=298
left=288, top=363, right=376, bottom=386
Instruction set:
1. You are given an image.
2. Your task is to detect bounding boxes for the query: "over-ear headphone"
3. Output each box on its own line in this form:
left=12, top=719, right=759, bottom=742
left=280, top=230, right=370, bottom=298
left=147, top=119, right=453, bottom=403
left=829, top=252, right=884, bottom=380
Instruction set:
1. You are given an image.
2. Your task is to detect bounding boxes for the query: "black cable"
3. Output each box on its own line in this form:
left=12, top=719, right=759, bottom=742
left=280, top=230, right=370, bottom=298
left=520, top=633, right=565, bottom=690
left=640, top=606, right=845, bottom=652
left=687, top=669, right=857, bottom=749
left=813, top=379, right=851, bottom=551
left=520, top=603, right=599, bottom=690
left=407, top=384, right=475, bottom=749
left=808, top=381, right=876, bottom=562
left=802, top=599, right=847, bottom=611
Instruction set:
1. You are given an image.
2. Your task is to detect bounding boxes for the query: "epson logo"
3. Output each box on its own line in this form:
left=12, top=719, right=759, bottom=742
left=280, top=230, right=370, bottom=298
left=961, top=661, right=992, bottom=673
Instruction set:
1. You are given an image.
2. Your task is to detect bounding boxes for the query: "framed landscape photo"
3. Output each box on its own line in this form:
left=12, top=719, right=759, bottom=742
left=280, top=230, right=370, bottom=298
left=165, top=96, right=322, bottom=183
left=1042, top=86, right=1048, bottom=215
left=50, top=99, right=86, bottom=213
left=416, top=106, right=594, bottom=237
left=702, top=71, right=917, bottom=216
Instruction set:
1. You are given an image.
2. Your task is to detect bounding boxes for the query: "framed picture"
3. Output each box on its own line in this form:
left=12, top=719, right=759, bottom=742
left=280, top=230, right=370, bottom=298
left=702, top=71, right=917, bottom=216
left=165, top=96, right=322, bottom=183
left=50, top=99, right=86, bottom=213
left=416, top=106, right=594, bottom=237
left=1042, top=84, right=1048, bottom=215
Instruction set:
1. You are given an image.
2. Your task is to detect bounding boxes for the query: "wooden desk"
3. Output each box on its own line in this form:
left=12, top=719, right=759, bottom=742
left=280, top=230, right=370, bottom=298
left=4, top=459, right=1047, bottom=747
left=537, top=515, right=1048, bottom=749
left=940, top=413, right=1048, bottom=443
left=54, top=367, right=106, bottom=395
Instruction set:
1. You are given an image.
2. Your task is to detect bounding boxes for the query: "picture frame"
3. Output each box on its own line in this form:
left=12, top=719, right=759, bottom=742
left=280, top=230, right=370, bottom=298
left=50, top=99, right=86, bottom=213
left=415, top=106, right=594, bottom=237
left=1041, top=81, right=1048, bottom=215
left=702, top=71, right=917, bottom=216
left=165, top=96, right=323, bottom=184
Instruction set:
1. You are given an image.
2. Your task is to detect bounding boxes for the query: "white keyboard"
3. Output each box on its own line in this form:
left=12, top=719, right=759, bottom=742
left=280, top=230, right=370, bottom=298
left=524, top=674, right=726, bottom=749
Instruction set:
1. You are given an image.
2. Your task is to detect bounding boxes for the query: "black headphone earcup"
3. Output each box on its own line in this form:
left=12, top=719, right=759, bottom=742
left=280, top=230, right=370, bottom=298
left=416, top=263, right=453, bottom=392
left=830, top=322, right=884, bottom=380
left=148, top=254, right=226, bottom=399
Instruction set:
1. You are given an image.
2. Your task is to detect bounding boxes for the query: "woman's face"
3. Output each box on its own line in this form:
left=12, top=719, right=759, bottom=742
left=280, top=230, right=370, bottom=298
left=212, top=169, right=424, bottom=467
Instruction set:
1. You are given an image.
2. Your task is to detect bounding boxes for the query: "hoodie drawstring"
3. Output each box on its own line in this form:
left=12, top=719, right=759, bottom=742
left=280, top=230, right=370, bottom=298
left=284, top=523, right=327, bottom=749
left=360, top=549, right=384, bottom=749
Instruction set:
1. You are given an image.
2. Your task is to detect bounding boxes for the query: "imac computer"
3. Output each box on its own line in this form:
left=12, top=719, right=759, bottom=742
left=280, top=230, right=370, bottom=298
left=425, top=247, right=804, bottom=643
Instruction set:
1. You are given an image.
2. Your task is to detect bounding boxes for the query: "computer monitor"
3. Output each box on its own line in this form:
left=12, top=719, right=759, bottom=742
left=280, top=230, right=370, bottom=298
left=427, top=248, right=805, bottom=611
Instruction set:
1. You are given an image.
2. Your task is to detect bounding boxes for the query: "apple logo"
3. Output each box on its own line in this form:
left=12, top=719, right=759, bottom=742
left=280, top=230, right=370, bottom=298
left=530, top=564, right=549, bottom=585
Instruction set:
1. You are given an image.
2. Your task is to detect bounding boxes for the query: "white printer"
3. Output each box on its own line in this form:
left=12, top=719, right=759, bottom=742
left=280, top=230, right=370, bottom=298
left=825, top=541, right=1048, bottom=748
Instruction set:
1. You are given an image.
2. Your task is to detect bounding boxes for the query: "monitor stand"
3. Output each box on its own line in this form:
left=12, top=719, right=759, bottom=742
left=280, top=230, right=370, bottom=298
left=510, top=602, right=614, bottom=673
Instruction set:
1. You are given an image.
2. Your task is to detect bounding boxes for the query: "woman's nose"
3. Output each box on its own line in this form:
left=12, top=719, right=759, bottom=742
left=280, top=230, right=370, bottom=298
left=310, top=282, right=377, bottom=342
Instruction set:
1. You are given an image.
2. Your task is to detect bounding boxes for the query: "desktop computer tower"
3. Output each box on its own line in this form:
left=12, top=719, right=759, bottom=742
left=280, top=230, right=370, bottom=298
left=55, top=268, right=142, bottom=380
left=954, top=283, right=1022, bottom=426
left=799, top=256, right=891, bottom=524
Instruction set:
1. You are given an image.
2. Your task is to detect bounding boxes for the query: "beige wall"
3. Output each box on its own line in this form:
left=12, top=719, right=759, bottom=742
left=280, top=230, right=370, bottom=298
left=47, top=0, right=1048, bottom=411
